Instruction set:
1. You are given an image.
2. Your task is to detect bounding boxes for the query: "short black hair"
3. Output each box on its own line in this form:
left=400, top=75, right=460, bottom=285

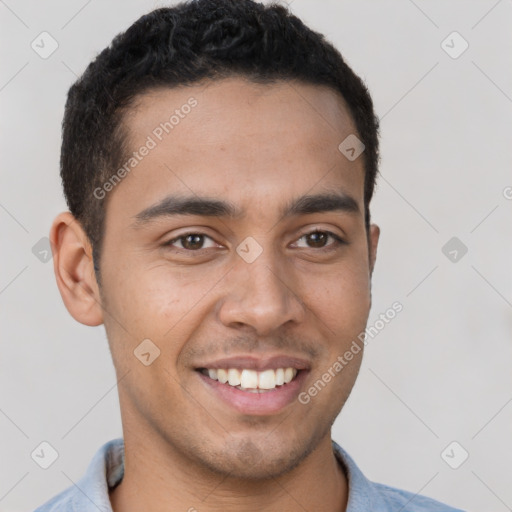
left=60, top=0, right=380, bottom=285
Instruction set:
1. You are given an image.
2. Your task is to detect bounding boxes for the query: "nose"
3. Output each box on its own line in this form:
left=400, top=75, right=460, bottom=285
left=217, top=251, right=306, bottom=336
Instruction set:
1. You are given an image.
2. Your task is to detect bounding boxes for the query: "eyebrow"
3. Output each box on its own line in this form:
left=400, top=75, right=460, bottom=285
left=131, top=191, right=360, bottom=229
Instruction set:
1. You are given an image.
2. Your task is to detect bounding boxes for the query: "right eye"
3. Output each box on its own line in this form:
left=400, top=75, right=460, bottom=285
left=162, top=232, right=219, bottom=251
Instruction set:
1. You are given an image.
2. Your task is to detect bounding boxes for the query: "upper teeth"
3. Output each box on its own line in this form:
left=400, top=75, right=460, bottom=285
left=205, top=368, right=297, bottom=390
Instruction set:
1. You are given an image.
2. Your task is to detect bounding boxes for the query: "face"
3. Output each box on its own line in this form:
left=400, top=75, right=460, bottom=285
left=95, top=77, right=379, bottom=479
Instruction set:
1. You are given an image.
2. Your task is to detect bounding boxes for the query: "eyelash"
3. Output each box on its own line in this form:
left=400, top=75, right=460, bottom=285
left=162, top=230, right=346, bottom=253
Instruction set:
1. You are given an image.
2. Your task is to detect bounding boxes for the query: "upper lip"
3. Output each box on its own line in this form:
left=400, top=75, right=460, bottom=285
left=195, top=355, right=311, bottom=371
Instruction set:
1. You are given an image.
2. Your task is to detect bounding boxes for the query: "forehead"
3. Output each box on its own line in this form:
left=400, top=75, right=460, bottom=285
left=110, top=77, right=364, bottom=224
left=127, top=77, right=357, bottom=150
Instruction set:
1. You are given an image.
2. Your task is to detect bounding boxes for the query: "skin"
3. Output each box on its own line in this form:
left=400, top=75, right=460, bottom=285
left=50, top=77, right=380, bottom=512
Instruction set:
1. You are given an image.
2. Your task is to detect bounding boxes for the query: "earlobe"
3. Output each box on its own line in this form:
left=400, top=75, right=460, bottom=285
left=49, top=211, right=104, bottom=326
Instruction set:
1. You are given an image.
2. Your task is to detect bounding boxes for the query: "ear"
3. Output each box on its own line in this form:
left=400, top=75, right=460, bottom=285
left=368, top=223, right=380, bottom=276
left=49, top=211, right=104, bottom=326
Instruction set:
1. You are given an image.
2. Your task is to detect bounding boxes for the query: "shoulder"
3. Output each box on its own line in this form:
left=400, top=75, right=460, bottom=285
left=32, top=485, right=77, bottom=512
left=32, top=438, right=124, bottom=512
left=372, top=481, right=466, bottom=511
left=331, top=440, right=466, bottom=512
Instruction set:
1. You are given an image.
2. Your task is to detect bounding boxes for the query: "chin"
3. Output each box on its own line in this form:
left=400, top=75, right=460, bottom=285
left=194, top=432, right=322, bottom=481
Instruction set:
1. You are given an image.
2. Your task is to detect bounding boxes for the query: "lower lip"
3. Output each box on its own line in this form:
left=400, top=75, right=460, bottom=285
left=197, top=370, right=308, bottom=415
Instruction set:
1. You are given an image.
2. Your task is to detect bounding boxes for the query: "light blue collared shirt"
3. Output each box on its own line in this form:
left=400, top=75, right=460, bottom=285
left=33, top=438, right=465, bottom=511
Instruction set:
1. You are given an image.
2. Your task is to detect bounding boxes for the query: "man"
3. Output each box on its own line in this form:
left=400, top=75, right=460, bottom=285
left=34, top=0, right=464, bottom=510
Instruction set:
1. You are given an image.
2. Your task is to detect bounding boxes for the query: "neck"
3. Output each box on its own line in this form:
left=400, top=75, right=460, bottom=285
left=109, top=429, right=348, bottom=512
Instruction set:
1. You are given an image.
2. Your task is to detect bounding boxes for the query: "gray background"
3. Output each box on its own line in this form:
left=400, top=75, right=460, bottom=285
left=1, top=1, right=511, bottom=511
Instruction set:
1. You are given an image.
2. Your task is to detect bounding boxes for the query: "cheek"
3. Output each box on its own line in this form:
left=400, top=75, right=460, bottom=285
left=102, top=262, right=225, bottom=370
left=303, top=265, right=371, bottom=333
left=141, top=268, right=222, bottom=334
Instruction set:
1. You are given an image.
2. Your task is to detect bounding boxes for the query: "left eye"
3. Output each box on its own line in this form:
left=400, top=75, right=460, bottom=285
left=293, top=230, right=344, bottom=249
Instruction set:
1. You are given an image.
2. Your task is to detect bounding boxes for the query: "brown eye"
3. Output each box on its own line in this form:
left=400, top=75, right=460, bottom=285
left=180, top=234, right=205, bottom=250
left=306, top=231, right=329, bottom=248
left=163, top=233, right=217, bottom=251
left=294, top=230, right=345, bottom=250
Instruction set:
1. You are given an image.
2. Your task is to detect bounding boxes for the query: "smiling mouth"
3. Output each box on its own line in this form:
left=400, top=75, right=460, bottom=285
left=198, top=367, right=301, bottom=393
